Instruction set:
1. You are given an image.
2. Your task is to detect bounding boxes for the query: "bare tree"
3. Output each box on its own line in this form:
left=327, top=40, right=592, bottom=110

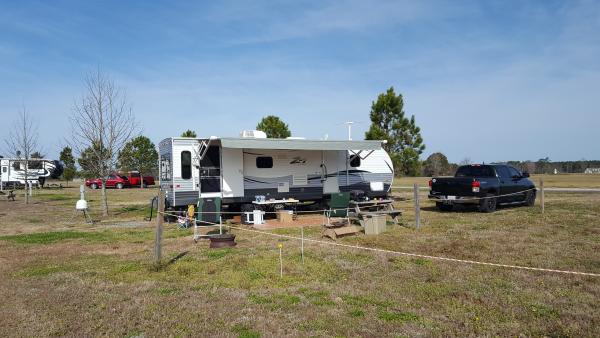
left=459, top=157, right=472, bottom=165
left=4, top=106, right=39, bottom=204
left=69, top=69, right=137, bottom=216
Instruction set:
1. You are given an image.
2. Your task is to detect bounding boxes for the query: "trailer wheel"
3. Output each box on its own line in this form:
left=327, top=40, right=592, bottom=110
left=478, top=194, right=497, bottom=213
left=90, top=183, right=98, bottom=190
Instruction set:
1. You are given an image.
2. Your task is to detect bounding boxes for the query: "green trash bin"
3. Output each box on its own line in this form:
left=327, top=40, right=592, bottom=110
left=197, top=197, right=221, bottom=224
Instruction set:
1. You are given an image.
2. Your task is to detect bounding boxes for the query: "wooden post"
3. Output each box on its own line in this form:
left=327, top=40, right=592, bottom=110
left=413, top=183, right=420, bottom=229
left=154, top=190, right=165, bottom=267
left=540, top=179, right=545, bottom=214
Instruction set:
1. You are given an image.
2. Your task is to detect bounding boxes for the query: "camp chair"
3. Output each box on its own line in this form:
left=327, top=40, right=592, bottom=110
left=324, top=192, right=351, bottom=227
left=322, top=192, right=363, bottom=239
left=177, top=204, right=195, bottom=229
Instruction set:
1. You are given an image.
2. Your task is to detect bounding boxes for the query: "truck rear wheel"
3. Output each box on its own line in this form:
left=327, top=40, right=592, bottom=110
left=478, top=194, right=497, bottom=213
left=116, top=183, right=124, bottom=189
left=90, top=183, right=98, bottom=189
left=525, top=190, right=536, bottom=206
left=436, top=202, right=453, bottom=212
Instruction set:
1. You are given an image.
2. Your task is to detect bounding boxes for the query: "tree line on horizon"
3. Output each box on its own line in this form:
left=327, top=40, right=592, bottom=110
left=421, top=153, right=598, bottom=177
left=4, top=69, right=596, bottom=212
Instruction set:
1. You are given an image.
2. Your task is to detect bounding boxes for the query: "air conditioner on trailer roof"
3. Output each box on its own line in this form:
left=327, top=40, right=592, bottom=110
left=240, top=130, right=267, bottom=138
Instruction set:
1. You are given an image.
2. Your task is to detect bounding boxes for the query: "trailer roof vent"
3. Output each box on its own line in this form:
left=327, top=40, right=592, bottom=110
left=240, top=130, right=267, bottom=139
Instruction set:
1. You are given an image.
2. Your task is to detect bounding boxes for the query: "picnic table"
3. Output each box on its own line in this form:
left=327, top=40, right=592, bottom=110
left=350, top=199, right=401, bottom=225
left=245, top=198, right=301, bottom=225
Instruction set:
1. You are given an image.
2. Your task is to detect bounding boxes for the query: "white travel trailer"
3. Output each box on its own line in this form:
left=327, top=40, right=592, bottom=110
left=0, top=157, right=61, bottom=189
left=158, top=133, right=394, bottom=210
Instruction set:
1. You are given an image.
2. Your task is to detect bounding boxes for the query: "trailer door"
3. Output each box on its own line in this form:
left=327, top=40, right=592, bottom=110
left=323, top=151, right=340, bottom=194
left=199, top=145, right=222, bottom=197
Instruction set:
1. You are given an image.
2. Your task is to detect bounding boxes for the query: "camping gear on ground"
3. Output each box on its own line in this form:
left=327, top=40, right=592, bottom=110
left=209, top=234, right=237, bottom=248
left=324, top=192, right=351, bottom=226
left=322, top=192, right=362, bottom=239
left=350, top=199, right=401, bottom=225
left=276, top=210, right=294, bottom=223
left=362, top=213, right=387, bottom=235
left=252, top=198, right=300, bottom=214
left=196, top=197, right=221, bottom=224
left=243, top=209, right=266, bottom=225
left=193, top=197, right=223, bottom=241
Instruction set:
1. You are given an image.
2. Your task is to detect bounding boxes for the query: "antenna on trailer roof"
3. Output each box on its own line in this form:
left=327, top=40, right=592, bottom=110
left=345, top=121, right=354, bottom=140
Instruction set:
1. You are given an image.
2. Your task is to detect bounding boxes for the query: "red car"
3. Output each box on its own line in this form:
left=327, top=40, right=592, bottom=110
left=85, top=174, right=131, bottom=189
left=125, top=171, right=155, bottom=188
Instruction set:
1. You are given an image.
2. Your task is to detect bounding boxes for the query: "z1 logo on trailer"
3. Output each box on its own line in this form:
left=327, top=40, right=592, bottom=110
left=290, top=157, right=307, bottom=165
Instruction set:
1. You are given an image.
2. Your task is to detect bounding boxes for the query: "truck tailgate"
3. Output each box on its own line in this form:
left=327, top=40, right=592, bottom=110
left=430, top=177, right=475, bottom=196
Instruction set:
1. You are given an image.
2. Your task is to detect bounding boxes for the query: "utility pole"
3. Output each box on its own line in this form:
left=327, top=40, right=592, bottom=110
left=345, top=121, right=354, bottom=140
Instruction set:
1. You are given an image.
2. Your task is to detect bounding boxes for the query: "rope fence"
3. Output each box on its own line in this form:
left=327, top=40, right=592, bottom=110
left=149, top=180, right=600, bottom=277
left=152, top=207, right=600, bottom=278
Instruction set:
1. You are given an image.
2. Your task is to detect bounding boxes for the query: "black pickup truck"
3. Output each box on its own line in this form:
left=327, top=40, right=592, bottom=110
left=428, top=164, right=536, bottom=212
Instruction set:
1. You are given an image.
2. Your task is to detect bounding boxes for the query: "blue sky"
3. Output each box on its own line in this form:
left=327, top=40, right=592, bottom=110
left=1, top=0, right=598, bottom=163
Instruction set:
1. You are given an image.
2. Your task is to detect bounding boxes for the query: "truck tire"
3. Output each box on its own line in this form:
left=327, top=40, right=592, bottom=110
left=479, top=194, right=497, bottom=213
left=116, top=183, right=124, bottom=189
left=436, top=202, right=453, bottom=212
left=90, top=183, right=98, bottom=190
left=525, top=190, right=536, bottom=206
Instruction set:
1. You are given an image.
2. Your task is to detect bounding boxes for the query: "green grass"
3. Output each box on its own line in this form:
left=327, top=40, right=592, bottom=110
left=157, top=287, right=180, bottom=296
left=378, top=310, right=421, bottom=322
left=20, top=264, right=77, bottom=277
left=1, top=186, right=599, bottom=337
left=232, top=324, right=261, bottom=338
left=0, top=231, right=108, bottom=244
left=0, top=228, right=192, bottom=246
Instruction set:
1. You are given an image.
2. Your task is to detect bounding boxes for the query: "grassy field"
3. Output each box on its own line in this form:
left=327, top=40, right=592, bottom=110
left=0, top=180, right=599, bottom=337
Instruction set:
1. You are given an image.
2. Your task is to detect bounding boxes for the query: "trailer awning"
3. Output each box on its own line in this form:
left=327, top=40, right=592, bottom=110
left=219, top=138, right=383, bottom=151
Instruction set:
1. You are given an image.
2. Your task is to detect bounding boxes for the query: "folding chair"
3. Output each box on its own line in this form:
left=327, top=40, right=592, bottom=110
left=324, top=192, right=351, bottom=226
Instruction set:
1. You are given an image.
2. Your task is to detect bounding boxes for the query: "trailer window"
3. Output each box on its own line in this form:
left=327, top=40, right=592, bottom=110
left=181, top=151, right=192, bottom=179
left=350, top=155, right=361, bottom=167
left=2, top=167, right=6, bottom=173
left=160, top=155, right=171, bottom=180
left=256, top=156, right=273, bottom=169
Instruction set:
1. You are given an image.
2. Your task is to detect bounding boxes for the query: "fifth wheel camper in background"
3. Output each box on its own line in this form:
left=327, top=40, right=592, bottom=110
left=0, top=157, right=63, bottom=189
